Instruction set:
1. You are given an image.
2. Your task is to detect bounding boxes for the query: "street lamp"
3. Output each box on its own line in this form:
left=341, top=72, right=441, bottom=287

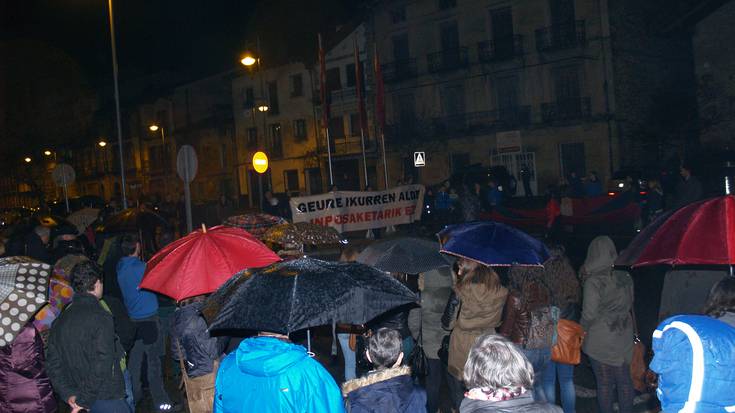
left=98, top=140, right=107, bottom=147
left=149, top=124, right=165, bottom=144
left=257, top=101, right=270, bottom=113
left=107, top=0, right=128, bottom=209
left=240, top=55, right=256, bottom=67
left=44, top=150, right=52, bottom=156
left=24, top=157, right=31, bottom=163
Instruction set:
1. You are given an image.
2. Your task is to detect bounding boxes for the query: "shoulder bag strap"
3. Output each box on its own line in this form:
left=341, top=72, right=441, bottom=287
left=175, top=338, right=190, bottom=388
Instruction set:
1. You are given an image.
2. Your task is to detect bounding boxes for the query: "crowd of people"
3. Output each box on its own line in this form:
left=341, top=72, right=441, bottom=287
left=0, top=160, right=730, bottom=413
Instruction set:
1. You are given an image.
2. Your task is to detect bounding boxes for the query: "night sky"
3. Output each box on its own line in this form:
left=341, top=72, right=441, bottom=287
left=1, top=0, right=361, bottom=88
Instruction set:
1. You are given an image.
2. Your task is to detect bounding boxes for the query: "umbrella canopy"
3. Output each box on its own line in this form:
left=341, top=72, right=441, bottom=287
left=140, top=225, right=280, bottom=301
left=99, top=207, right=170, bottom=234
left=0, top=257, right=51, bottom=347
left=223, top=213, right=287, bottom=238
left=67, top=207, right=100, bottom=234
left=262, top=222, right=343, bottom=248
left=357, top=237, right=449, bottom=274
left=201, top=257, right=417, bottom=335
left=616, top=195, right=735, bottom=267
left=438, top=221, right=550, bottom=266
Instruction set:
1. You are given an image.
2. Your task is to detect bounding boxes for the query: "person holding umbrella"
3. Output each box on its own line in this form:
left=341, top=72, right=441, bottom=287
left=442, top=259, right=508, bottom=410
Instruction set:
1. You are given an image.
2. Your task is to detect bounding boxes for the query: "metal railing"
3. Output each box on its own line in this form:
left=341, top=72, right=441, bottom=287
left=427, top=47, right=469, bottom=73
left=382, top=58, right=417, bottom=82
left=535, top=20, right=586, bottom=52
left=477, top=35, right=524, bottom=62
left=540, top=97, right=591, bottom=122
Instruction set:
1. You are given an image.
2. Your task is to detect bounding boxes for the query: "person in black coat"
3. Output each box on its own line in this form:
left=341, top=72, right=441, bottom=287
left=24, top=226, right=52, bottom=264
left=342, top=328, right=426, bottom=413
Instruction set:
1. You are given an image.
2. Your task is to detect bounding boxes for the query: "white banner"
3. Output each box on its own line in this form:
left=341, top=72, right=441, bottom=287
left=290, top=185, right=425, bottom=232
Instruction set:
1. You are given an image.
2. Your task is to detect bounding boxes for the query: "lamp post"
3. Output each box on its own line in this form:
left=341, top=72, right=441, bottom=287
left=107, top=0, right=128, bottom=209
left=98, top=140, right=109, bottom=199
left=148, top=124, right=169, bottom=179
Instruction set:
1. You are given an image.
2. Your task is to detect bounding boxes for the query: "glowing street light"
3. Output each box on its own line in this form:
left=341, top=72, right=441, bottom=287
left=44, top=150, right=52, bottom=156
left=257, top=103, right=269, bottom=112
left=98, top=140, right=108, bottom=147
left=149, top=124, right=159, bottom=132
left=240, top=55, right=257, bottom=67
left=24, top=157, right=32, bottom=163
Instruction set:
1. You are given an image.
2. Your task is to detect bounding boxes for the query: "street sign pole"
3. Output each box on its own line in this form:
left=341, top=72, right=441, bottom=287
left=177, top=145, right=198, bottom=234
left=62, top=173, right=70, bottom=214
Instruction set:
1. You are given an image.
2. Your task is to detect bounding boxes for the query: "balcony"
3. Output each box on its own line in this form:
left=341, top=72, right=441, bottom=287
left=432, top=107, right=532, bottom=136
left=382, top=59, right=418, bottom=83
left=535, top=20, right=586, bottom=52
left=427, top=47, right=469, bottom=73
left=540, top=97, right=591, bottom=122
left=330, top=87, right=356, bottom=102
left=477, top=35, right=524, bottom=63
left=320, top=136, right=377, bottom=156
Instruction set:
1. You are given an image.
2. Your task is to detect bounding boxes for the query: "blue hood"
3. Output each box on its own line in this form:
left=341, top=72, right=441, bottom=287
left=650, top=315, right=735, bottom=413
left=235, top=337, right=308, bottom=377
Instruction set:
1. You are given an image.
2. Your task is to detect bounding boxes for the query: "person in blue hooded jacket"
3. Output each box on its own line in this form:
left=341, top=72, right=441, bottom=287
left=650, top=315, right=735, bottom=413
left=213, top=332, right=344, bottom=413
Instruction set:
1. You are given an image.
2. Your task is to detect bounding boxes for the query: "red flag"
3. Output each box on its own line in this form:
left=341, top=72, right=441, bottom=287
left=373, top=44, right=385, bottom=131
left=354, top=38, right=368, bottom=133
left=318, top=34, right=330, bottom=127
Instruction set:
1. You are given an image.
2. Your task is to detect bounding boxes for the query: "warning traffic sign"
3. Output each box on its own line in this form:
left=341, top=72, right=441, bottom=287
left=413, top=152, right=425, bottom=167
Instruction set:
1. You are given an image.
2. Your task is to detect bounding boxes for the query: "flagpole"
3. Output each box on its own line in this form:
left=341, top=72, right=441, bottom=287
left=326, top=127, right=334, bottom=187
left=380, top=129, right=389, bottom=189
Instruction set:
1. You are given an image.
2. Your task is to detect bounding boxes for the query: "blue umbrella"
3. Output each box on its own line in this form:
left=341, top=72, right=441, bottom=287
left=438, top=221, right=549, bottom=266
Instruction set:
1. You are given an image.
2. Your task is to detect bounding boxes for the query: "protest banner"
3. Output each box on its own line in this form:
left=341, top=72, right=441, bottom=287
left=289, top=185, right=425, bottom=232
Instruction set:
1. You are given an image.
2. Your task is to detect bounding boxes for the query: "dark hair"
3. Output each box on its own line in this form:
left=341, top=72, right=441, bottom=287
left=120, top=234, right=139, bottom=256
left=71, top=261, right=103, bottom=293
left=367, top=328, right=403, bottom=369
left=704, top=277, right=735, bottom=318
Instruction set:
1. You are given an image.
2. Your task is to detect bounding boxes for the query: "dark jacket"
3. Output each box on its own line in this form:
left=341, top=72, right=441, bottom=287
left=499, top=281, right=552, bottom=347
left=460, top=393, right=562, bottom=413
left=170, top=302, right=222, bottom=377
left=0, top=325, right=57, bottom=413
left=24, top=232, right=51, bottom=264
left=342, top=365, right=426, bottom=413
left=45, top=293, right=126, bottom=409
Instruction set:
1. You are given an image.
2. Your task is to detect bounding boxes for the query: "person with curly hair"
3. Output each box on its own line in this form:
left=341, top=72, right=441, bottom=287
left=703, top=276, right=735, bottom=327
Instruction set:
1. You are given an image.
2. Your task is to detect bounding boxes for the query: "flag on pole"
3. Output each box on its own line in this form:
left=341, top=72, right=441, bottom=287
left=318, top=34, right=330, bottom=127
left=373, top=43, right=385, bottom=131
left=354, top=38, right=368, bottom=133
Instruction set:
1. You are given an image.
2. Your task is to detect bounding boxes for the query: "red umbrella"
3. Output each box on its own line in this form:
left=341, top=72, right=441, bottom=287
left=616, top=195, right=735, bottom=267
left=140, top=225, right=280, bottom=301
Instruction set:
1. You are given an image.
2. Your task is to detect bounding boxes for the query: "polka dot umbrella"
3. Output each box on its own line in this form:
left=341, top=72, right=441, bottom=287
left=0, top=257, right=51, bottom=347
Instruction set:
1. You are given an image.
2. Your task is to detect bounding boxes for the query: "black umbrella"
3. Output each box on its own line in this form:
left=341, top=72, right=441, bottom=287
left=201, top=257, right=417, bottom=335
left=356, top=237, right=450, bottom=274
left=99, top=207, right=169, bottom=234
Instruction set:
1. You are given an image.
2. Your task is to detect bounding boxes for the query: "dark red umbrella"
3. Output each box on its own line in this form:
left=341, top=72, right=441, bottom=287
left=140, top=225, right=280, bottom=301
left=616, top=195, right=735, bottom=267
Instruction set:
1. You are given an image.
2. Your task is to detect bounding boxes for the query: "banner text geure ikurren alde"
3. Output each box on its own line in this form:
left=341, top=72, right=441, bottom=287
left=289, top=185, right=425, bottom=232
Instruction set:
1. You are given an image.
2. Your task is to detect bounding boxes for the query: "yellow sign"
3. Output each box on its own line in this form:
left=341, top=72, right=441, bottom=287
left=252, top=151, right=269, bottom=174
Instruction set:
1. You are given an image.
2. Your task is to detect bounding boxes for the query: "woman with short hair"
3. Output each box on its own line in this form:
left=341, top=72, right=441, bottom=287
left=460, top=334, right=561, bottom=412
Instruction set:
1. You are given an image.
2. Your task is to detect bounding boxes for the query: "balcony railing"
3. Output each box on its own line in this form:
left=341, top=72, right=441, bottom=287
left=535, top=20, right=586, bottom=52
left=540, top=97, right=591, bottom=122
left=382, top=58, right=418, bottom=83
left=330, top=87, right=356, bottom=102
left=320, top=136, right=377, bottom=155
left=432, top=107, right=532, bottom=135
left=477, top=35, right=524, bottom=62
left=427, top=47, right=469, bottom=73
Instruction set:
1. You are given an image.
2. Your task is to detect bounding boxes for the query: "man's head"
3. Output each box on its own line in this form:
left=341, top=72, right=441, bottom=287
left=120, top=234, right=141, bottom=258
left=71, top=260, right=103, bottom=298
left=34, top=225, right=51, bottom=245
left=680, top=162, right=693, bottom=179
left=366, top=328, right=403, bottom=370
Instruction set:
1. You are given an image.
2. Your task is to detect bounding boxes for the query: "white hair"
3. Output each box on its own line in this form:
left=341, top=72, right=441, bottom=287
left=463, top=334, right=534, bottom=391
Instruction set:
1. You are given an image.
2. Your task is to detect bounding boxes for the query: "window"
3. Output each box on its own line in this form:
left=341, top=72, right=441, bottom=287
left=244, top=87, right=255, bottom=109
left=441, top=85, right=465, bottom=116
left=247, top=127, right=258, bottom=148
left=350, top=113, right=361, bottom=136
left=490, top=7, right=515, bottom=58
left=293, top=119, right=307, bottom=140
left=440, top=21, right=459, bottom=51
left=392, top=33, right=410, bottom=61
left=284, top=169, right=299, bottom=192
left=267, top=81, right=280, bottom=115
left=346, top=62, right=364, bottom=89
left=329, top=117, right=345, bottom=138
left=439, top=0, right=456, bottom=11
left=390, top=6, right=407, bottom=23
left=290, top=74, right=303, bottom=97
left=270, top=123, right=283, bottom=158
left=552, top=66, right=581, bottom=101
left=326, top=68, right=341, bottom=91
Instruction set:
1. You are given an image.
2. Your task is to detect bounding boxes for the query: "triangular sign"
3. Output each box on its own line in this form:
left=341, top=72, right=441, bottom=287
left=414, top=151, right=425, bottom=167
